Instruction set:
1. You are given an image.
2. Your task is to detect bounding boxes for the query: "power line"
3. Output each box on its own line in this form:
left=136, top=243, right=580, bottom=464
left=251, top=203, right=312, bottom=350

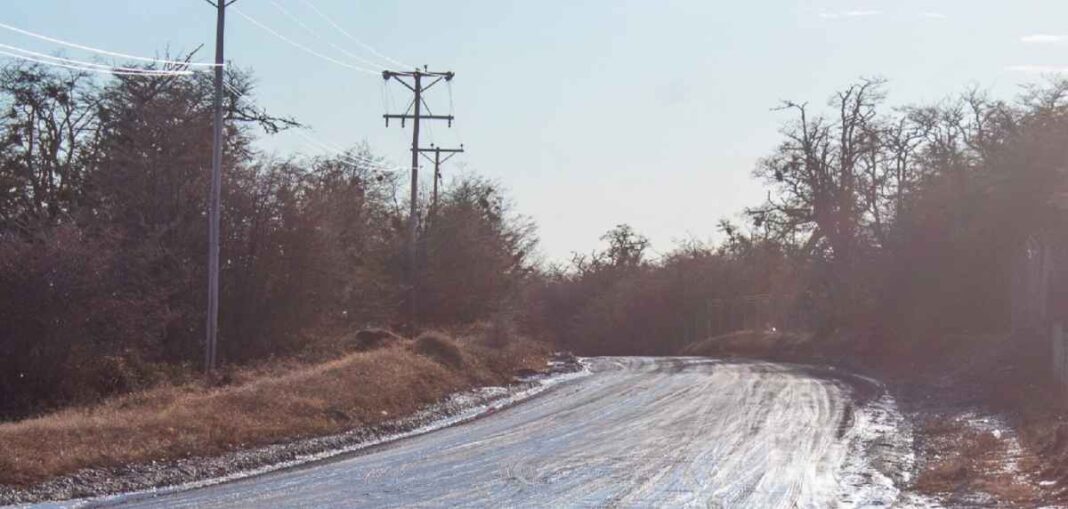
left=0, top=43, right=197, bottom=76
left=203, top=0, right=243, bottom=373
left=299, top=136, right=397, bottom=170
left=0, top=20, right=220, bottom=68
left=0, top=49, right=194, bottom=77
left=417, top=145, right=464, bottom=220
left=382, top=68, right=458, bottom=324
left=282, top=117, right=394, bottom=168
left=221, top=81, right=399, bottom=172
left=231, top=7, right=379, bottom=75
left=446, top=80, right=466, bottom=149
left=295, top=129, right=399, bottom=171
left=298, top=0, right=410, bottom=69
left=268, top=1, right=385, bottom=70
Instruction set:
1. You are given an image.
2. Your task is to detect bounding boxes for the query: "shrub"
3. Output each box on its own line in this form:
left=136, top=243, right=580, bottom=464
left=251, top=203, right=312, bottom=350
left=346, top=328, right=403, bottom=352
left=413, top=331, right=464, bottom=368
left=0, top=226, right=169, bottom=418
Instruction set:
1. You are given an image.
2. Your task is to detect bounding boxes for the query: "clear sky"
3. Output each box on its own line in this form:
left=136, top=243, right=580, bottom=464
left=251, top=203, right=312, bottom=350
left=7, top=0, right=1068, bottom=261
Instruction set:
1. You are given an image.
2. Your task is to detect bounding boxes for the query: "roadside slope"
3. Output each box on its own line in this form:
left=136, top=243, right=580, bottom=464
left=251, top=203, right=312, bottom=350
left=0, top=333, right=547, bottom=495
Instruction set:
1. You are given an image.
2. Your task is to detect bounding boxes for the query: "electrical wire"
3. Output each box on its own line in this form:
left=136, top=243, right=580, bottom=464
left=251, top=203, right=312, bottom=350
left=0, top=43, right=196, bottom=75
left=295, top=130, right=393, bottom=168
left=221, top=81, right=394, bottom=171
left=0, top=49, right=195, bottom=77
left=268, top=1, right=385, bottom=71
left=298, top=0, right=411, bottom=69
left=231, top=7, right=379, bottom=75
left=446, top=80, right=467, bottom=155
left=0, top=20, right=219, bottom=68
left=298, top=132, right=399, bottom=171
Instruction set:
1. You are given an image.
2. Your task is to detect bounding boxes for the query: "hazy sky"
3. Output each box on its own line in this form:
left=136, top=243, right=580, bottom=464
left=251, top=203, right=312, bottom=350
left=7, top=0, right=1068, bottom=261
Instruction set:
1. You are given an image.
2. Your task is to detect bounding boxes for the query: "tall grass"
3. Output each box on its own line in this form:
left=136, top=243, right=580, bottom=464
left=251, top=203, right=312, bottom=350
left=0, top=335, right=547, bottom=487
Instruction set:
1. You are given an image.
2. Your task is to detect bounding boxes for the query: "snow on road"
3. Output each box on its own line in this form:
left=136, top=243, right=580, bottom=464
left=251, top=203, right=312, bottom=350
left=103, top=357, right=915, bottom=508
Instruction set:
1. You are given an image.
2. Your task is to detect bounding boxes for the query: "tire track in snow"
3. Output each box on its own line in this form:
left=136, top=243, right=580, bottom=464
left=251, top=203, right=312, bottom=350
left=101, top=357, right=913, bottom=508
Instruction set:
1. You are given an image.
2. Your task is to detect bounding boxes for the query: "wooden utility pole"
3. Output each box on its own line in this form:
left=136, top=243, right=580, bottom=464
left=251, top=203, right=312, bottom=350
left=382, top=68, right=456, bottom=324
left=204, top=0, right=236, bottom=373
left=418, top=144, right=464, bottom=219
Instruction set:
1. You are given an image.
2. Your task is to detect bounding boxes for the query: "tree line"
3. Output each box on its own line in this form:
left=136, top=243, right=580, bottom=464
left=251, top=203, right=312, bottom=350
left=537, top=77, right=1068, bottom=360
left=0, top=62, right=534, bottom=418
left=5, top=59, right=1067, bottom=418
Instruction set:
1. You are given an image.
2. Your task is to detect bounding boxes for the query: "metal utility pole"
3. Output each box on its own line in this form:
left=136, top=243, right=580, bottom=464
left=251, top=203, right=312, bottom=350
left=382, top=68, right=456, bottom=324
left=418, top=144, right=464, bottom=219
left=204, top=0, right=236, bottom=373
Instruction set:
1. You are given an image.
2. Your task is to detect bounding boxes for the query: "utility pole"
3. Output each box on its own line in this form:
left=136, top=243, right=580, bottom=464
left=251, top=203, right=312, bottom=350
left=418, top=144, right=464, bottom=220
left=204, top=0, right=236, bottom=373
left=382, top=68, right=456, bottom=325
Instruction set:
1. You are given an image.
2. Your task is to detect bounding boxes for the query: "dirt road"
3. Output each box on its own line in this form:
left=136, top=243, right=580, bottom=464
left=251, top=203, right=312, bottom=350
left=102, top=357, right=915, bottom=508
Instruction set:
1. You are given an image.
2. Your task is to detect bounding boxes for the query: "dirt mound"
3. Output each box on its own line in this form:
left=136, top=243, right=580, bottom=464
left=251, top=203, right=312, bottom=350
left=345, top=328, right=404, bottom=352
left=413, top=332, right=464, bottom=368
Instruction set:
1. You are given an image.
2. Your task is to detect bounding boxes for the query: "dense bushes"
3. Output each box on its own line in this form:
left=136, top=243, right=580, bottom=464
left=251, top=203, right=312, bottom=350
left=526, top=79, right=1068, bottom=359
left=0, top=63, right=534, bottom=419
left=526, top=225, right=804, bottom=355
left=0, top=226, right=171, bottom=415
left=8, top=58, right=1064, bottom=419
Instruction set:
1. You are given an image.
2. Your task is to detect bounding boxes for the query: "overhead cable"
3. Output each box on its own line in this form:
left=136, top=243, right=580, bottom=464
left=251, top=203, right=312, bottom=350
left=231, top=7, right=379, bottom=75
left=298, top=0, right=411, bottom=69
left=0, top=49, right=195, bottom=76
left=0, top=20, right=219, bottom=68
left=0, top=43, right=195, bottom=75
left=268, top=1, right=384, bottom=70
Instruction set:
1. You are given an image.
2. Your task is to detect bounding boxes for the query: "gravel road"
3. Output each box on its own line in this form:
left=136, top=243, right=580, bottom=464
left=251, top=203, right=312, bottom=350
left=93, top=357, right=915, bottom=508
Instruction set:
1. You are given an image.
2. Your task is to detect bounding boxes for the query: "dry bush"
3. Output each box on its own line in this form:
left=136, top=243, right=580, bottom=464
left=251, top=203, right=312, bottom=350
left=0, top=338, right=548, bottom=488
left=413, top=331, right=465, bottom=368
left=452, top=319, right=523, bottom=349
left=682, top=330, right=813, bottom=360
left=0, top=226, right=171, bottom=418
left=915, top=418, right=1040, bottom=504
left=345, top=328, right=405, bottom=352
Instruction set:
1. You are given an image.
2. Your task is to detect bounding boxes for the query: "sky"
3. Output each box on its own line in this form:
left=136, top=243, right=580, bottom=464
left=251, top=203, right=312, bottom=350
left=6, top=0, right=1068, bottom=262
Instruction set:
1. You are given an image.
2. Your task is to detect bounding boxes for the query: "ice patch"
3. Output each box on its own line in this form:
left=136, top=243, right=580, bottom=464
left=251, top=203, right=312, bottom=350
left=835, top=393, right=941, bottom=508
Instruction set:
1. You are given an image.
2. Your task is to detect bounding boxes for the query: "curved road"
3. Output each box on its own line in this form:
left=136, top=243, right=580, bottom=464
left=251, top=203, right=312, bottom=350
left=112, top=357, right=909, bottom=508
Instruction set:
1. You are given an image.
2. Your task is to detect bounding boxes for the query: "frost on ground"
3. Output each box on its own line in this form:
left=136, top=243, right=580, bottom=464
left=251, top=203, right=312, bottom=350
left=911, top=408, right=1048, bottom=507
left=835, top=393, right=919, bottom=507
left=2, top=358, right=590, bottom=508
left=819, top=377, right=946, bottom=509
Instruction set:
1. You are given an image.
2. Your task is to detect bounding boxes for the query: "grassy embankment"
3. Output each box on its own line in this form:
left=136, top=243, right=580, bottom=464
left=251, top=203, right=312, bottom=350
left=0, top=330, right=548, bottom=488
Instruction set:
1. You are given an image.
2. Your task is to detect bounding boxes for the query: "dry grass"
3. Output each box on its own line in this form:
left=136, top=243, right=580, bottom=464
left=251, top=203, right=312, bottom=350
left=343, top=328, right=404, bottom=352
left=414, top=331, right=465, bottom=367
left=915, top=416, right=1041, bottom=504
left=681, top=329, right=813, bottom=359
left=0, top=334, right=547, bottom=488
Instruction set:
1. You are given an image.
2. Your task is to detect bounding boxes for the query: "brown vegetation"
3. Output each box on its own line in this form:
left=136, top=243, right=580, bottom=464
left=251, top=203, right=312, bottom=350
left=414, top=331, right=465, bottom=368
left=681, top=330, right=813, bottom=360
left=0, top=332, right=547, bottom=488
left=346, top=328, right=404, bottom=352
left=0, top=62, right=537, bottom=420
left=916, top=416, right=1040, bottom=504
